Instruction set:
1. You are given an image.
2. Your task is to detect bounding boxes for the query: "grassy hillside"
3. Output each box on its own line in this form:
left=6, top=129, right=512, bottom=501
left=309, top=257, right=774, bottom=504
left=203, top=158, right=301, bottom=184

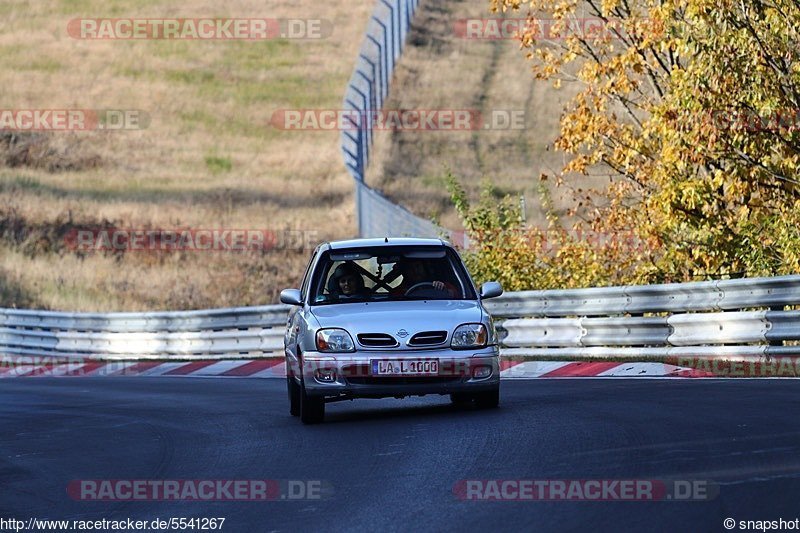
left=0, top=0, right=373, bottom=310
left=0, top=0, right=589, bottom=311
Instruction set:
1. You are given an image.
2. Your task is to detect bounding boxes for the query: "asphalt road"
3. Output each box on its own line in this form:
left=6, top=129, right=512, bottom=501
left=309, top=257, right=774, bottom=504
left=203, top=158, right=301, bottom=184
left=2, top=378, right=800, bottom=532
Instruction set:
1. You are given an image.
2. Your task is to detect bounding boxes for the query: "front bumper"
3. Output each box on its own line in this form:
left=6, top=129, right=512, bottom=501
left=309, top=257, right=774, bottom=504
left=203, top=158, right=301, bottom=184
left=295, top=346, right=500, bottom=398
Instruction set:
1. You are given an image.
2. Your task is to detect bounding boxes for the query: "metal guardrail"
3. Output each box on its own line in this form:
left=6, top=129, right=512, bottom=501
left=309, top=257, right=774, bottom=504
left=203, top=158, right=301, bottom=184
left=2, top=275, right=800, bottom=361
left=483, top=275, right=800, bottom=317
left=0, top=306, right=289, bottom=331
left=492, top=275, right=800, bottom=360
left=0, top=306, right=290, bottom=360
left=499, top=311, right=797, bottom=349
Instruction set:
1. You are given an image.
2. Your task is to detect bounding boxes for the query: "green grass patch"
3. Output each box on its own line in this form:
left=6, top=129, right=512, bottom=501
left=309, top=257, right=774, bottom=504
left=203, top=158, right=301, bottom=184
left=0, top=44, right=27, bottom=68
left=0, top=176, right=44, bottom=193
left=204, top=154, right=232, bottom=174
left=179, top=109, right=278, bottom=140
left=231, top=76, right=341, bottom=108
left=59, top=0, right=165, bottom=15
left=221, top=39, right=302, bottom=70
left=26, top=58, right=63, bottom=72
left=0, top=2, right=20, bottom=17
left=165, top=69, right=216, bottom=85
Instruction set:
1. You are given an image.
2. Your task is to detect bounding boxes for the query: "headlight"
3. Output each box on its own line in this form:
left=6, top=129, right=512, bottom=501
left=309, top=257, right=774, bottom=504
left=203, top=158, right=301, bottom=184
left=451, top=323, right=487, bottom=349
left=316, top=328, right=355, bottom=352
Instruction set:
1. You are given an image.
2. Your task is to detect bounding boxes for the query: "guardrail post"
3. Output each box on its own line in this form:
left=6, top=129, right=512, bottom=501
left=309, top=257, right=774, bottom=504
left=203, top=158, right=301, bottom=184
left=769, top=305, right=784, bottom=347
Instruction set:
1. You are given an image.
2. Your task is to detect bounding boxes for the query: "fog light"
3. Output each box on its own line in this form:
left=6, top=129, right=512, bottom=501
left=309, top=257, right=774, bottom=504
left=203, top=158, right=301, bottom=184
left=315, top=368, right=337, bottom=382
left=472, top=365, right=492, bottom=379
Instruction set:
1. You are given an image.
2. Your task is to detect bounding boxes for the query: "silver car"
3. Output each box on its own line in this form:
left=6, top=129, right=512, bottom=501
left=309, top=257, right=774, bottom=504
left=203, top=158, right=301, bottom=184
left=280, top=237, right=503, bottom=424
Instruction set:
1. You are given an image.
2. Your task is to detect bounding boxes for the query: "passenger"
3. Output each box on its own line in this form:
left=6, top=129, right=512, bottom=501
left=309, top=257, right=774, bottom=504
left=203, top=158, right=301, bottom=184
left=330, top=263, right=367, bottom=299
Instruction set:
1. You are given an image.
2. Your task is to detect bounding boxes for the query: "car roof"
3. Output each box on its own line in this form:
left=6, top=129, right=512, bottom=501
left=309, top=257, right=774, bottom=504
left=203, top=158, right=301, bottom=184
left=325, top=237, right=450, bottom=250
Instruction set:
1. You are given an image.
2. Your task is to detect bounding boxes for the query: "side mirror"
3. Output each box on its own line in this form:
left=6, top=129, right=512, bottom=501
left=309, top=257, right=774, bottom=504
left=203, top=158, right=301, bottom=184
left=480, top=281, right=503, bottom=300
left=280, top=288, right=303, bottom=306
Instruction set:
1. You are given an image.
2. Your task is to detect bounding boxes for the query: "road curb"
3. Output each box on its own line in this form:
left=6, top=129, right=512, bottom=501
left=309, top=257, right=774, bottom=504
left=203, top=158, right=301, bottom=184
left=0, top=358, right=755, bottom=379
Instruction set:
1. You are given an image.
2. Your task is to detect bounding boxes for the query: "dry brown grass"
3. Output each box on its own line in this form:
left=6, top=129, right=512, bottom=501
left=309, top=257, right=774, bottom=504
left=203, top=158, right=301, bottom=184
left=0, top=0, right=599, bottom=311
left=0, top=0, right=375, bottom=310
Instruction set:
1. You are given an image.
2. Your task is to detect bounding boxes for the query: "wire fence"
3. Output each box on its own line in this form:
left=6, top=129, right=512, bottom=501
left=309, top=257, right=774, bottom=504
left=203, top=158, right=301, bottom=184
left=341, top=0, right=451, bottom=239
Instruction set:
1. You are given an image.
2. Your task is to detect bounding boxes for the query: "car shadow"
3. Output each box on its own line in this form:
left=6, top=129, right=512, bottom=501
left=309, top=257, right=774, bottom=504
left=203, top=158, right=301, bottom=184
left=321, top=398, right=500, bottom=425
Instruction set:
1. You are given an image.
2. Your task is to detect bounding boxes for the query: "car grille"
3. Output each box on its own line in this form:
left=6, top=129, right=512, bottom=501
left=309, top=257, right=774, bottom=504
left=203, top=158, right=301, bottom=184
left=357, top=333, right=398, bottom=347
left=407, top=331, right=448, bottom=346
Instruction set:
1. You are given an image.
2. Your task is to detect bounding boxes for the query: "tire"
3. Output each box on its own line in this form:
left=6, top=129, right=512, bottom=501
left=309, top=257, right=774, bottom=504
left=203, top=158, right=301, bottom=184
left=300, top=380, right=325, bottom=424
left=474, top=388, right=500, bottom=409
left=287, top=377, right=301, bottom=417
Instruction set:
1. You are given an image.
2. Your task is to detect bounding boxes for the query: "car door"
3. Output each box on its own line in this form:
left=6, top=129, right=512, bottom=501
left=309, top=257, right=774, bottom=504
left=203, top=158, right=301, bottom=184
left=285, top=247, right=319, bottom=379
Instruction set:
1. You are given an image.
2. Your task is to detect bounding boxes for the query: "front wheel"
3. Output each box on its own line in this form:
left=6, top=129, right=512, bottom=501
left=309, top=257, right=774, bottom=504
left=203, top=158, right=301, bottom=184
left=287, top=377, right=301, bottom=416
left=300, top=380, right=325, bottom=424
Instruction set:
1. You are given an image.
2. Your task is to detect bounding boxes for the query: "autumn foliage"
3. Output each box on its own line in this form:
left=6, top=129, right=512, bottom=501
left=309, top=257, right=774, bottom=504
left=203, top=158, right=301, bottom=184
left=455, top=0, right=800, bottom=290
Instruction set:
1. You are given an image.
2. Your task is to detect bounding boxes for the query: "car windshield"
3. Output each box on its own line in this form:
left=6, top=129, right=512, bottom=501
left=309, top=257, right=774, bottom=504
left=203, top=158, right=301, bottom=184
left=310, top=246, right=475, bottom=305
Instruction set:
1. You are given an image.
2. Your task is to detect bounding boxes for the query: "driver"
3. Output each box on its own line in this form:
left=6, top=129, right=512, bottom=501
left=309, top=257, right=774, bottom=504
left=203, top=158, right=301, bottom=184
left=391, top=259, right=457, bottom=297
left=330, top=263, right=368, bottom=299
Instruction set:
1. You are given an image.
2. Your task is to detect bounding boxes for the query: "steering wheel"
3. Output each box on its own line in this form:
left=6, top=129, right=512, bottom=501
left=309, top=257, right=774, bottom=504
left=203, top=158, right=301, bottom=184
left=404, top=282, right=444, bottom=296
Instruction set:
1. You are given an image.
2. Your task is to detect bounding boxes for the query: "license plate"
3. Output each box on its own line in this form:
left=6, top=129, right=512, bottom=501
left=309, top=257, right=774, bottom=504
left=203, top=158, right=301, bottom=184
left=372, top=359, right=439, bottom=376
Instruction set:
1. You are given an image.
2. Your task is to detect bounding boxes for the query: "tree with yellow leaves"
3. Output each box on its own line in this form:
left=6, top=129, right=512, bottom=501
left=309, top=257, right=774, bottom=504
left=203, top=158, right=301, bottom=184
left=456, top=0, right=800, bottom=290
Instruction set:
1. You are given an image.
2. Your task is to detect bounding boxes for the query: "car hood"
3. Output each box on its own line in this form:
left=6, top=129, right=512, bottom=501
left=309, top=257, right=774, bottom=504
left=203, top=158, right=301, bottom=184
left=309, top=300, right=483, bottom=337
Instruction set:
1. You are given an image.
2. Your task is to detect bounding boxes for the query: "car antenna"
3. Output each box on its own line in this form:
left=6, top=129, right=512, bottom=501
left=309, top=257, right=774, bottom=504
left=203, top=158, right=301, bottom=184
left=384, top=237, right=388, bottom=243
